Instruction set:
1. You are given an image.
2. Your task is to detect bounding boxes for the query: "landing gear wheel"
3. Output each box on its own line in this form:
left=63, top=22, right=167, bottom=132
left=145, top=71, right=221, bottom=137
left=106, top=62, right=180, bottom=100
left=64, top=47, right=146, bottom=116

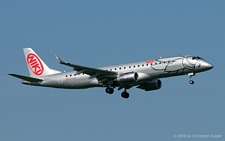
left=105, top=87, right=114, bottom=94
left=188, top=73, right=195, bottom=85
left=189, top=80, right=194, bottom=84
left=121, top=91, right=129, bottom=99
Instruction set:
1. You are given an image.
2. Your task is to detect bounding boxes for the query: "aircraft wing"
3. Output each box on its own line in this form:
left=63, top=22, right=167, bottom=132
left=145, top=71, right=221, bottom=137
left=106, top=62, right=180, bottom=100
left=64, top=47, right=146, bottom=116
left=8, top=74, right=43, bottom=82
left=55, top=55, right=118, bottom=84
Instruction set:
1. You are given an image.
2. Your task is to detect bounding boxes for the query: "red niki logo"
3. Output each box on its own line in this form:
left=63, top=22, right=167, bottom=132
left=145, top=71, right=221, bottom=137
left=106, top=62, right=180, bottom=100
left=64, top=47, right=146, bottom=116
left=146, top=60, right=154, bottom=64
left=27, top=53, right=44, bottom=76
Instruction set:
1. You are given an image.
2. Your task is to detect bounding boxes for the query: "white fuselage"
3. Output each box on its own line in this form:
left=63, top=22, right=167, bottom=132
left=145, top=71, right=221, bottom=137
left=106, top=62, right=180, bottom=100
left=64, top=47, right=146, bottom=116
left=24, top=55, right=213, bottom=89
left=9, top=48, right=213, bottom=99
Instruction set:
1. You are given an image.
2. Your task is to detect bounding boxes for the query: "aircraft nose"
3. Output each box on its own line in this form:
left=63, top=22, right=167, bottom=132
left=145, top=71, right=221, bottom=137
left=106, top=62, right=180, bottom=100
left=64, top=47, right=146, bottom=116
left=202, top=61, right=213, bottom=70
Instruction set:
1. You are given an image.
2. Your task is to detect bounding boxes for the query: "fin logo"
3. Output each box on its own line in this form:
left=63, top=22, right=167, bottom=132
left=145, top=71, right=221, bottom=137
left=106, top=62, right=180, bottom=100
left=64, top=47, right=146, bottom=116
left=27, top=53, right=44, bottom=76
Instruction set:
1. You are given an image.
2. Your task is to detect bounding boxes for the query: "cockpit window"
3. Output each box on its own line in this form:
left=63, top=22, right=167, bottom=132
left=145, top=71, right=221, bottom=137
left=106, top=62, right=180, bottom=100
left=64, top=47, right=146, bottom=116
left=192, top=57, right=197, bottom=60
left=192, top=56, right=203, bottom=60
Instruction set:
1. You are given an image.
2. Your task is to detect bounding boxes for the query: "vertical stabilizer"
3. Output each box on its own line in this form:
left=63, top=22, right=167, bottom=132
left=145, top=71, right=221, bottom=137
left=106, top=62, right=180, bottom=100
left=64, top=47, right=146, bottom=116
left=23, top=48, right=61, bottom=78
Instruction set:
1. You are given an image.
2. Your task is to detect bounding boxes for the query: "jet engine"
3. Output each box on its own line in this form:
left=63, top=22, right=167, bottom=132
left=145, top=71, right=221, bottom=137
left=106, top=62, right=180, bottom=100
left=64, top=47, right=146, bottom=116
left=117, top=72, right=138, bottom=83
left=137, top=79, right=162, bottom=91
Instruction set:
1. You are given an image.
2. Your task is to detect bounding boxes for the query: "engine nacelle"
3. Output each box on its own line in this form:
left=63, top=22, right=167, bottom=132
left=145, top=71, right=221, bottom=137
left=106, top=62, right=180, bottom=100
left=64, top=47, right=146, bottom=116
left=117, top=72, right=139, bottom=83
left=137, top=79, right=162, bottom=91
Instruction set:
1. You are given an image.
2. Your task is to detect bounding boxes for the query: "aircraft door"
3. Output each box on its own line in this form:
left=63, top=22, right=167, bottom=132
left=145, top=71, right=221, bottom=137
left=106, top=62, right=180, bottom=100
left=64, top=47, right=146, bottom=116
left=58, top=74, right=63, bottom=84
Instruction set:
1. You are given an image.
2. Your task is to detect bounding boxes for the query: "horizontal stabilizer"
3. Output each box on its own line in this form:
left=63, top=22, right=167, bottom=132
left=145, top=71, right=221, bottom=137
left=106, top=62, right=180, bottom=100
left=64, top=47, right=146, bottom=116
left=8, top=74, right=43, bottom=82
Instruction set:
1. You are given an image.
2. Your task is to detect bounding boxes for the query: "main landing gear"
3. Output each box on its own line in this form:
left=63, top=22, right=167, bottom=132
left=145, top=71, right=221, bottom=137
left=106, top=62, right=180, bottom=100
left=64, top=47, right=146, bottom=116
left=188, top=73, right=195, bottom=84
left=105, top=87, right=130, bottom=99
left=105, top=87, right=114, bottom=94
left=121, top=90, right=129, bottom=99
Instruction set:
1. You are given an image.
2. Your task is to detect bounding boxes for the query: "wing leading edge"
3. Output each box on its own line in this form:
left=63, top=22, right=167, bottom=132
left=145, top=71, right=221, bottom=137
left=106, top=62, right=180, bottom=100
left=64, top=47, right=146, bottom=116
left=54, top=55, right=118, bottom=84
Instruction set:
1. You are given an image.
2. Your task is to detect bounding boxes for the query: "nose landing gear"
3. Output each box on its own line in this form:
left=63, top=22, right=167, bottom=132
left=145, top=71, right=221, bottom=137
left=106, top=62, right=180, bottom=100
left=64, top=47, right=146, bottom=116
left=188, top=73, right=195, bottom=84
left=189, top=80, right=194, bottom=84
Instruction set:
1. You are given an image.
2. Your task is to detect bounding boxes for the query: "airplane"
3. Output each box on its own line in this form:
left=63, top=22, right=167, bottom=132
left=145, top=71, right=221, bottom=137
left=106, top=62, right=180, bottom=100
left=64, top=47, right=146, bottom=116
left=9, top=48, right=213, bottom=99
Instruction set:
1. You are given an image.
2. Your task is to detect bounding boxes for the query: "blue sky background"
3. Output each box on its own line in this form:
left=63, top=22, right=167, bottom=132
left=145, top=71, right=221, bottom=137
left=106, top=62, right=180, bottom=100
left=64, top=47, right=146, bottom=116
left=1, top=0, right=224, bottom=140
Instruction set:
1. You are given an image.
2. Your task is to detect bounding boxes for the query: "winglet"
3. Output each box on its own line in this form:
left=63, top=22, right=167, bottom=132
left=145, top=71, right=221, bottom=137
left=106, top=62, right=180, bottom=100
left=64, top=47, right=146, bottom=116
left=54, top=54, right=66, bottom=64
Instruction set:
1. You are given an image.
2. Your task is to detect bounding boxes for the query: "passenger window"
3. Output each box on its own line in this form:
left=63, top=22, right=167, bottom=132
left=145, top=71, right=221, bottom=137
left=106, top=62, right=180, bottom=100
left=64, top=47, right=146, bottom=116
left=124, top=67, right=126, bottom=69
left=129, top=66, right=131, bottom=68
left=66, top=75, right=68, bottom=77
